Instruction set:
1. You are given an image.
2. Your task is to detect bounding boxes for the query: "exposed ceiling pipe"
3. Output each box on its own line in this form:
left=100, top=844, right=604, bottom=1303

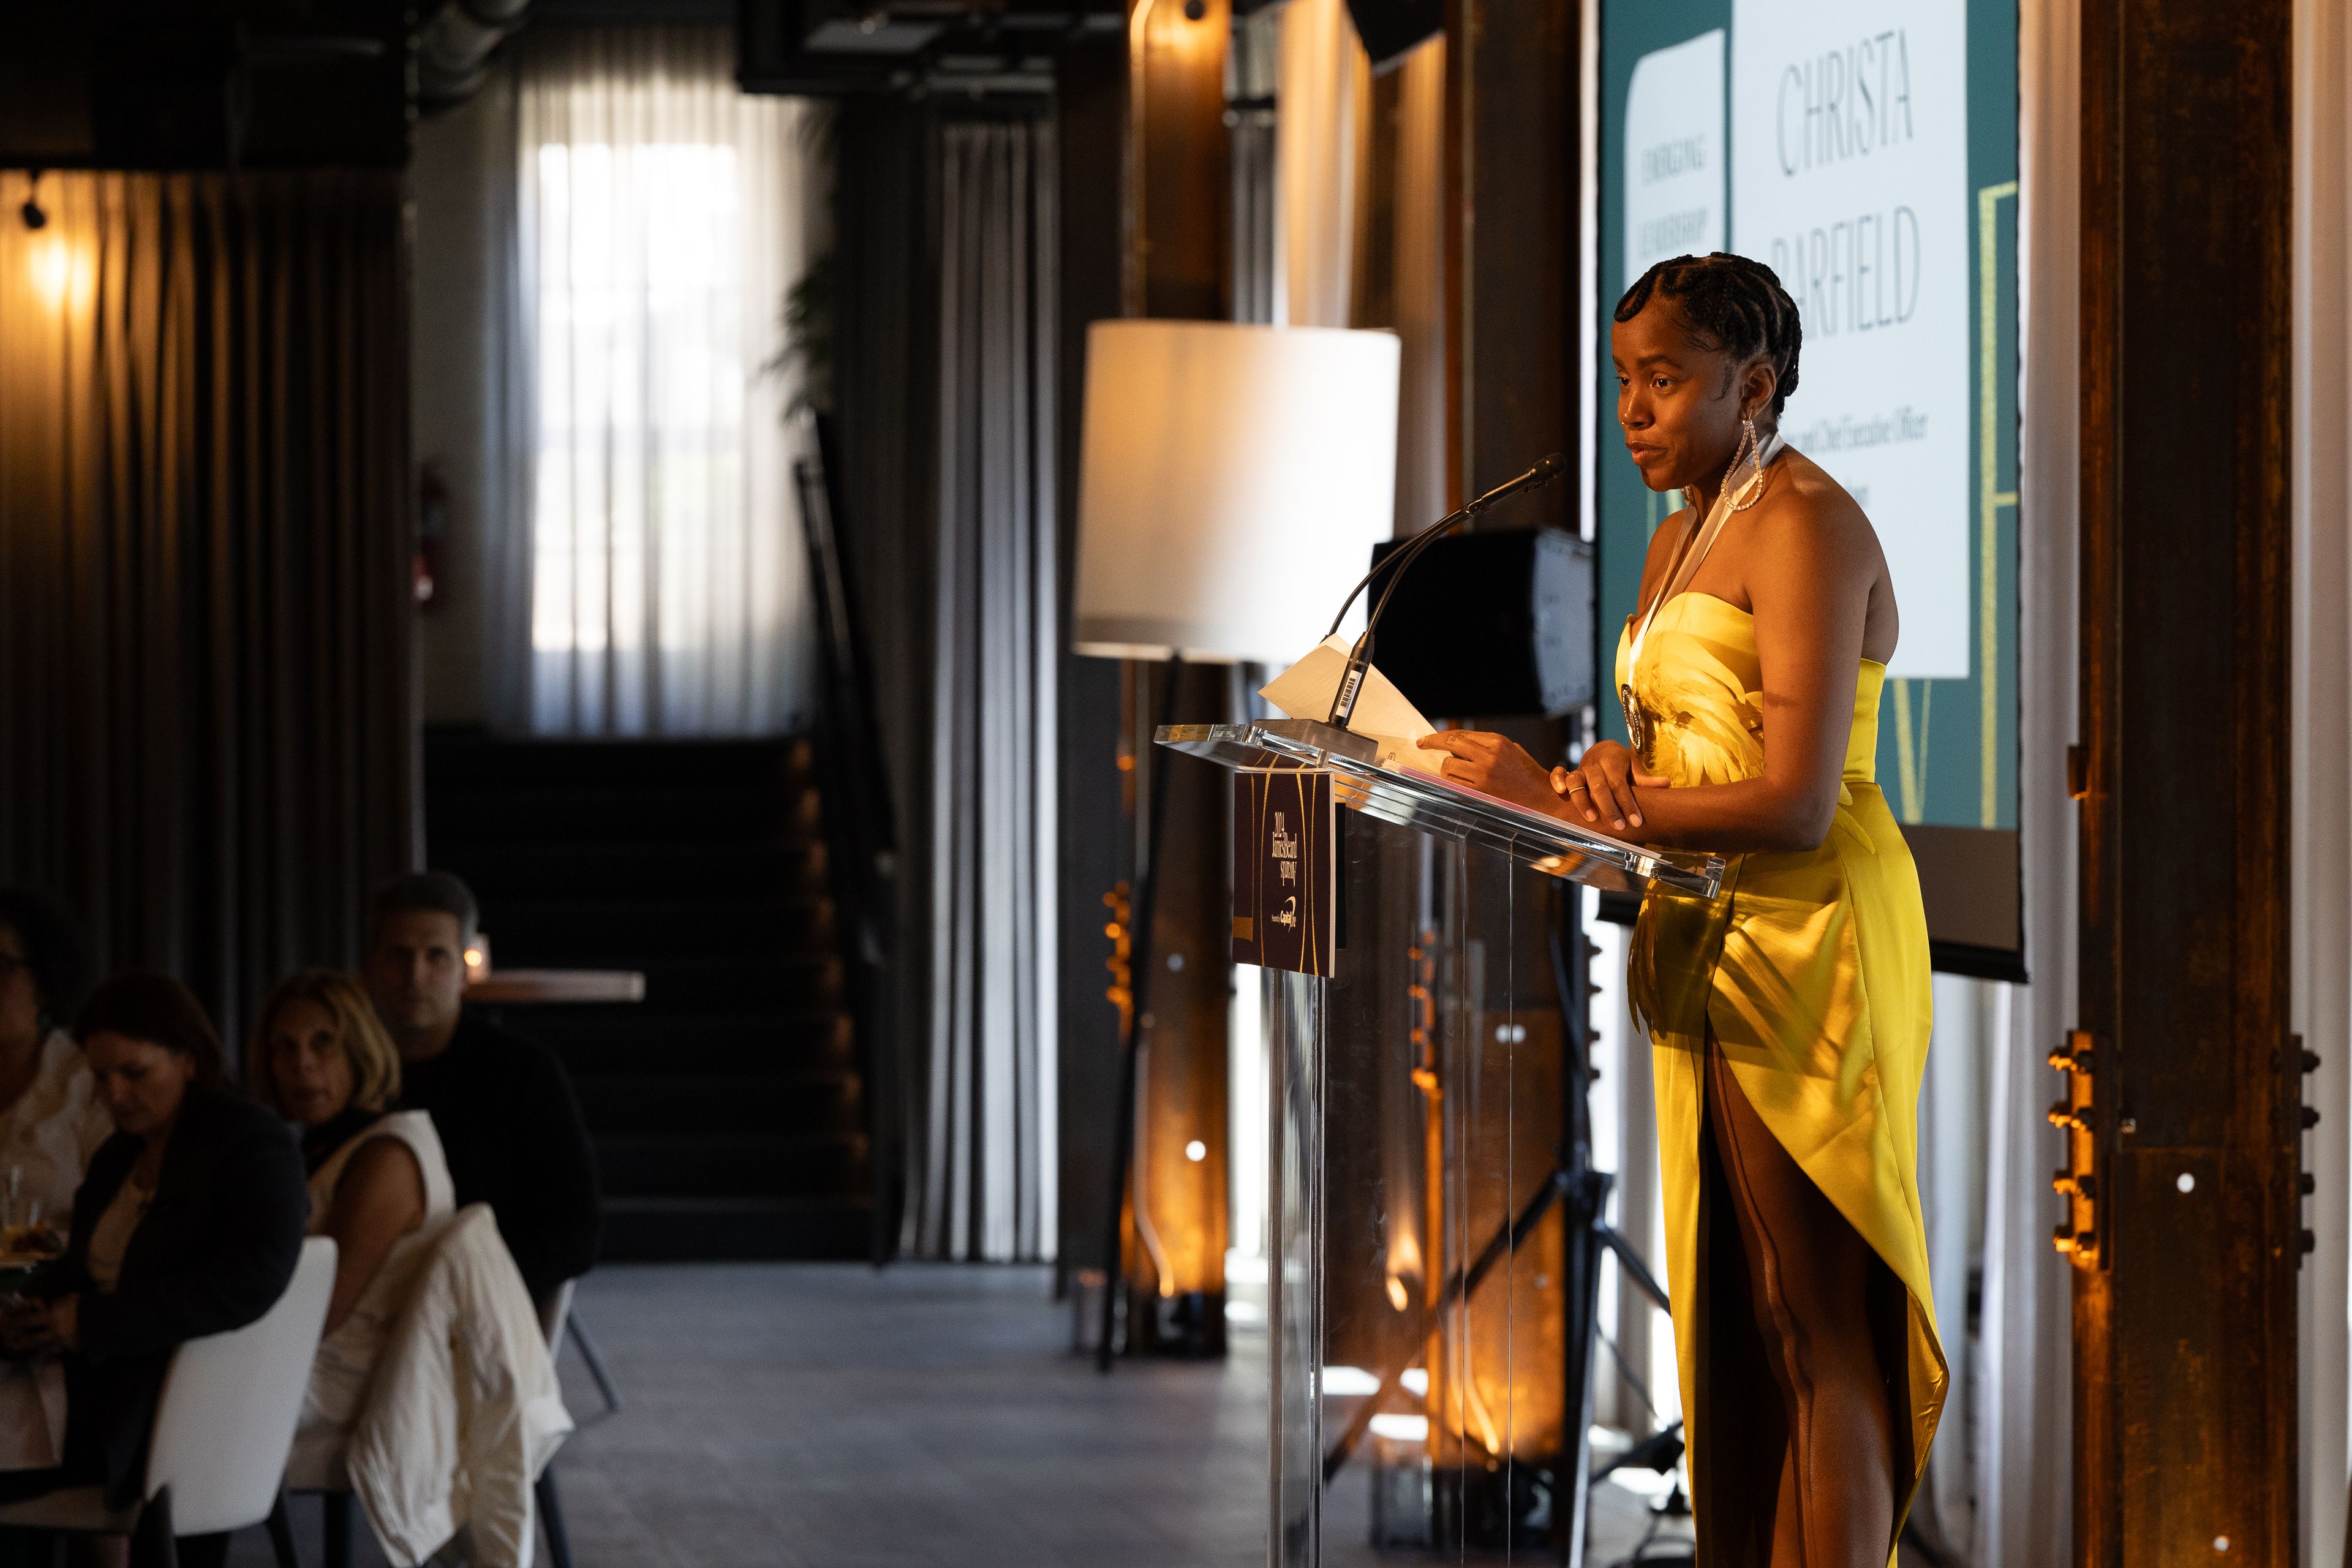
left=417, top=0, right=532, bottom=113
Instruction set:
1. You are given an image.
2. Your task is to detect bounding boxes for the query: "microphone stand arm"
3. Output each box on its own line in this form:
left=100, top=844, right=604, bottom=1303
left=1322, top=456, right=1562, bottom=728
left=1321, top=506, right=1471, bottom=728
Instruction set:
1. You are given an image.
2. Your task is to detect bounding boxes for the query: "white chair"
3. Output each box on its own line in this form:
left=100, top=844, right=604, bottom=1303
left=529, top=1282, right=610, bottom=1568
left=295, top=1236, right=586, bottom=1568
left=537, top=1281, right=620, bottom=1421
left=0, top=1236, right=336, bottom=1566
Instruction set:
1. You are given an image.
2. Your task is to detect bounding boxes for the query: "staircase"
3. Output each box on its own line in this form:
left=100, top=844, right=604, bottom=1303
left=423, top=727, right=871, bottom=1261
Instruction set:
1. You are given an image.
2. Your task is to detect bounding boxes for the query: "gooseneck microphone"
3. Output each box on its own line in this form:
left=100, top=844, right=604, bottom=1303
left=1323, top=452, right=1565, bottom=727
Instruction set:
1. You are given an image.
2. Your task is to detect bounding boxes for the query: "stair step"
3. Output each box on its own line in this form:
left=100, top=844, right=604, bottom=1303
left=574, top=1071, right=861, bottom=1137
left=596, top=1132, right=867, bottom=1197
left=428, top=842, right=829, bottom=900
left=475, top=956, right=846, bottom=1013
left=423, top=725, right=870, bottom=1265
left=597, top=1196, right=872, bottom=1262
left=429, top=786, right=821, bottom=847
left=522, top=1009, right=854, bottom=1076
left=475, top=896, right=837, bottom=960
left=624, top=955, right=844, bottom=1010
left=426, top=731, right=812, bottom=792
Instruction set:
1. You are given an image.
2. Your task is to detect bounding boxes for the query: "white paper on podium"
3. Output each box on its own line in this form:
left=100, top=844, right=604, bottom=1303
left=1259, top=636, right=1448, bottom=778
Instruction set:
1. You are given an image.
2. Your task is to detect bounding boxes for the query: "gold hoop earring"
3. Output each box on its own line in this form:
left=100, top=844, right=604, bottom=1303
left=1719, top=415, right=1755, bottom=502
left=1730, top=413, right=1772, bottom=513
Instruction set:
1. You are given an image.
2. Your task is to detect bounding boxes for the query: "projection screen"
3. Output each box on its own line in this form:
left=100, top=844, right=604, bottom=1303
left=1593, top=0, right=2024, bottom=977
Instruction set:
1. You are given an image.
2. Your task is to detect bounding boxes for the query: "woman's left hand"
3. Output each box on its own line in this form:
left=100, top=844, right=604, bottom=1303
left=1551, top=739, right=1670, bottom=834
left=1415, top=731, right=1561, bottom=814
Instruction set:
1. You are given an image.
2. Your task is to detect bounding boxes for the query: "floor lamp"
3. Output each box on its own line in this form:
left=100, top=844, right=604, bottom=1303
left=1072, top=318, right=1400, bottom=1368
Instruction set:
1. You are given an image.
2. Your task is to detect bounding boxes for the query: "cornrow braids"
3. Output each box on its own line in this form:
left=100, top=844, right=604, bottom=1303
left=1615, top=252, right=1803, bottom=417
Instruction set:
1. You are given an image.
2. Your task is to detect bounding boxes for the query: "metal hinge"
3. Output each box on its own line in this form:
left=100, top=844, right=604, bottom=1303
left=2050, top=1030, right=2103, bottom=1267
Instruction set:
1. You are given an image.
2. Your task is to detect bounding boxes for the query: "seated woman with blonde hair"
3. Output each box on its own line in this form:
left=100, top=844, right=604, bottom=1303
left=251, top=969, right=454, bottom=1436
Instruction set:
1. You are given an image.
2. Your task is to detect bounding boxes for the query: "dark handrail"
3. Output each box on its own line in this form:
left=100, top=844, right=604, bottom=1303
left=793, top=412, right=903, bottom=1266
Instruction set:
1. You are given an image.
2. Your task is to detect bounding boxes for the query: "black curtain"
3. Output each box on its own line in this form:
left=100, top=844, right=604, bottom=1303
left=0, top=169, right=415, bottom=1049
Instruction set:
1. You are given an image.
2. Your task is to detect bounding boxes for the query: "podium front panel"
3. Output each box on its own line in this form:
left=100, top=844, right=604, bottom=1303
left=1267, top=811, right=1579, bottom=1565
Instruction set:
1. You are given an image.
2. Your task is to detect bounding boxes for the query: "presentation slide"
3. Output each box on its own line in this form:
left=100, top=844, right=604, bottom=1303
left=1596, top=0, right=2022, bottom=970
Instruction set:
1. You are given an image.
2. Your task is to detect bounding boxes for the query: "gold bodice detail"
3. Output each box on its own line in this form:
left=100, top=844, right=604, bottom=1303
left=1615, top=590, right=1884, bottom=790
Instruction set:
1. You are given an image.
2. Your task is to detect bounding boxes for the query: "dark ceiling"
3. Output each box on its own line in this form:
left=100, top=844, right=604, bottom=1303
left=0, top=1, right=412, bottom=169
left=0, top=0, right=1136, bottom=171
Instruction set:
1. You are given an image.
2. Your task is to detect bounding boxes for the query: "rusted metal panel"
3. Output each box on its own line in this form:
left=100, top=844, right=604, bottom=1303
left=2074, top=0, right=2297, bottom=1561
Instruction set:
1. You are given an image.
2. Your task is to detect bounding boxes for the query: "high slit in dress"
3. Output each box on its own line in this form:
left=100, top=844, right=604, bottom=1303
left=1616, top=592, right=1946, bottom=1565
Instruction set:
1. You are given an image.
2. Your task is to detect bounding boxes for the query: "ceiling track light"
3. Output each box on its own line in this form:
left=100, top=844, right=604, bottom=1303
left=20, top=169, right=47, bottom=232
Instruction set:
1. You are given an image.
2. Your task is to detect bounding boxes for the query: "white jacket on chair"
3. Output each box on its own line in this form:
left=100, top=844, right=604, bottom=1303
left=344, top=1203, right=575, bottom=1567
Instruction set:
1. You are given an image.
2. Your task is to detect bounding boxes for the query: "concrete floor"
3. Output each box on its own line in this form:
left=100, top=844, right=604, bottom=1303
left=235, top=1262, right=1689, bottom=1568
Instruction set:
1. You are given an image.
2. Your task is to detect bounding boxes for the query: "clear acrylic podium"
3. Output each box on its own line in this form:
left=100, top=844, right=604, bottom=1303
left=1158, top=720, right=1721, bottom=1567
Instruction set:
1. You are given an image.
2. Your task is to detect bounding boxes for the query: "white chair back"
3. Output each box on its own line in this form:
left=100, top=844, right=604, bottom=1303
left=145, top=1235, right=337, bottom=1536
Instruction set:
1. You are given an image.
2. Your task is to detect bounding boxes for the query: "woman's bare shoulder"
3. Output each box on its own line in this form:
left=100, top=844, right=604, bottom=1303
left=1770, top=448, right=1871, bottom=527
left=1749, top=450, right=1886, bottom=581
left=337, top=1134, right=426, bottom=1207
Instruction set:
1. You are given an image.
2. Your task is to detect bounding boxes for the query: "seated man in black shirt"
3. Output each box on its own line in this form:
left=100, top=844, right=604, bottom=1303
left=362, top=872, right=598, bottom=1304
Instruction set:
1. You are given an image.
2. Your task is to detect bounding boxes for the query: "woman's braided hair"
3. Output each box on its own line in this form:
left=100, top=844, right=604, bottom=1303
left=1614, top=252, right=1803, bottom=417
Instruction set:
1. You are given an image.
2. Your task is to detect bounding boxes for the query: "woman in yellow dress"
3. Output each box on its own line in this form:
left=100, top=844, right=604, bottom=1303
left=1420, top=252, right=1941, bottom=1566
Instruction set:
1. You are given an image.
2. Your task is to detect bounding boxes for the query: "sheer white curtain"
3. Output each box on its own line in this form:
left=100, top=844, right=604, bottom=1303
left=1231, top=9, right=1281, bottom=328
left=911, top=118, right=1061, bottom=1263
left=1975, top=1, right=2078, bottom=1561
left=2294, top=1, right=2352, bottom=1559
left=500, top=28, right=820, bottom=736
left=1910, top=974, right=1994, bottom=1551
left=1277, top=0, right=1369, bottom=330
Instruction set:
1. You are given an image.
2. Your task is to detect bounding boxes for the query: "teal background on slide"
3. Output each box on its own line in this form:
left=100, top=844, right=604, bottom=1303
left=1595, top=1, right=2020, bottom=833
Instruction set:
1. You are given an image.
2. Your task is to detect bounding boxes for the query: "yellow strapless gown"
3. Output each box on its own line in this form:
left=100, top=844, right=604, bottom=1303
left=1614, top=592, right=1945, bottom=1547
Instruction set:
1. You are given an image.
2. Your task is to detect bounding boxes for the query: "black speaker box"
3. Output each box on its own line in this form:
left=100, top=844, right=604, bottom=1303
left=1343, top=0, right=1444, bottom=67
left=1365, top=527, right=1594, bottom=719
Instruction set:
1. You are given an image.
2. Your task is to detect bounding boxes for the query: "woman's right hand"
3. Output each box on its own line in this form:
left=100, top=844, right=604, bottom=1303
left=1551, top=739, right=1668, bottom=834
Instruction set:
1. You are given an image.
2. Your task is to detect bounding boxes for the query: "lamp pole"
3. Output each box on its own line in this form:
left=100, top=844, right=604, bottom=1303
left=1070, top=319, right=1405, bottom=1368
left=1098, top=650, right=1185, bottom=1370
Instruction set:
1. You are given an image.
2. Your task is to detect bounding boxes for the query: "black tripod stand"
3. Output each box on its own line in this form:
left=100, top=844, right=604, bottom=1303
left=1321, top=883, right=1686, bottom=1568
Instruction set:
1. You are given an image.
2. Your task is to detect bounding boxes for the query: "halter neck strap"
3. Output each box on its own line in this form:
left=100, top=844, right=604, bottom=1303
left=1624, top=429, right=1785, bottom=679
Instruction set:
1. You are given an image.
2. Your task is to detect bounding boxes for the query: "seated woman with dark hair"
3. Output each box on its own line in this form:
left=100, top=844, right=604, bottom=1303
left=0, top=976, right=307, bottom=1542
left=249, top=969, right=453, bottom=1445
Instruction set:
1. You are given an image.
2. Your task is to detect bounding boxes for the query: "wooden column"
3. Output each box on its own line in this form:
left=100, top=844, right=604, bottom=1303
left=1130, top=0, right=1234, bottom=1351
left=1131, top=0, right=1231, bottom=321
left=1057, top=0, right=1235, bottom=1353
left=2073, top=1, right=2304, bottom=1560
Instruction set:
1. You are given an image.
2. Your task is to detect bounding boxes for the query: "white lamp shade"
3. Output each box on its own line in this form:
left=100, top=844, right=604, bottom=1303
left=1072, top=320, right=1402, bottom=665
